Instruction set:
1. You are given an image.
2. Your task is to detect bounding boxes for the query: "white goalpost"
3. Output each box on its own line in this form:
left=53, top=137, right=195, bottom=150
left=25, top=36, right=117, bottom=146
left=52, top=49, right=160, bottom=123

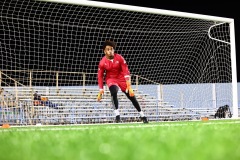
left=0, top=0, right=238, bottom=125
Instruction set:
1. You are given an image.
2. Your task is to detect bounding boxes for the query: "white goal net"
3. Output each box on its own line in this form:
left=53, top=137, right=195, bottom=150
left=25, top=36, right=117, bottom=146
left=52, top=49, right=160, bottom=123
left=0, top=0, right=237, bottom=125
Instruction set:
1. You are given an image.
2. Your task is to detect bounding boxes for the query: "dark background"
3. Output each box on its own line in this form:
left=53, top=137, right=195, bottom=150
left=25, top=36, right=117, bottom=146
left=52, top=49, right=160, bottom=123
left=1, top=0, right=238, bottom=85
left=94, top=0, right=239, bottom=82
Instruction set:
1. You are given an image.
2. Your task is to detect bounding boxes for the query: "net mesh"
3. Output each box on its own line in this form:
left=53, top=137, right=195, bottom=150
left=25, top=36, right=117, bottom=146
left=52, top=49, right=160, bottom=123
left=0, top=0, right=234, bottom=125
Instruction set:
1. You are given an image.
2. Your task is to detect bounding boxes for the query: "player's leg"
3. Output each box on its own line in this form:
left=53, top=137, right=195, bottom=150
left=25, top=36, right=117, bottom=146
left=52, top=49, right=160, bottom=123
left=124, top=92, right=148, bottom=123
left=109, top=85, right=121, bottom=123
left=119, top=81, right=148, bottom=123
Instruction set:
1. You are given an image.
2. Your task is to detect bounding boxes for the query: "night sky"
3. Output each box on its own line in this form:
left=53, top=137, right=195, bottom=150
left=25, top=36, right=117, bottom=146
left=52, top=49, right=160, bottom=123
left=95, top=0, right=239, bottom=82
left=1, top=0, right=238, bottom=86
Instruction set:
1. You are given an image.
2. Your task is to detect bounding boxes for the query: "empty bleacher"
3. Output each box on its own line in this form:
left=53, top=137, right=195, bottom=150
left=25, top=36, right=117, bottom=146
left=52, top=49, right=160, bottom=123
left=0, top=86, right=206, bottom=125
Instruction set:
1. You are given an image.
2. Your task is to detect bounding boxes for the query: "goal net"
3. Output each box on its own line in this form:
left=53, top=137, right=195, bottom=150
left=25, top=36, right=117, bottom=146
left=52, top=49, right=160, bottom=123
left=0, top=0, right=237, bottom=125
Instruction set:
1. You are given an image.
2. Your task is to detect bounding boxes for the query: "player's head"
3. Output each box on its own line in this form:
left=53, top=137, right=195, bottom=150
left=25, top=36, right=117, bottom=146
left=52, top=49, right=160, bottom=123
left=103, top=40, right=116, bottom=60
left=103, top=40, right=116, bottom=50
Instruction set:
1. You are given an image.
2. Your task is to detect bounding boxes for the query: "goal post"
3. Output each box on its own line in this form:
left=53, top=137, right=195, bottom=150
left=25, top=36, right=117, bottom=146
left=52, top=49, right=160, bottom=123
left=229, top=21, right=238, bottom=118
left=1, top=0, right=238, bottom=125
left=39, top=0, right=238, bottom=118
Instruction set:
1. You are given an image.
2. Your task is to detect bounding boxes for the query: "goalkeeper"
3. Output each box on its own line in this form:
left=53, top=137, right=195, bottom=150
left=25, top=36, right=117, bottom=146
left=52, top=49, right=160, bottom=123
left=97, top=40, right=148, bottom=123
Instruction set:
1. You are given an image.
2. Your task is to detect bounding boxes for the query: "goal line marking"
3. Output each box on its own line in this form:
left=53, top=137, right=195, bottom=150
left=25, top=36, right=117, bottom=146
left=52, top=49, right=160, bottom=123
left=1, top=120, right=240, bottom=132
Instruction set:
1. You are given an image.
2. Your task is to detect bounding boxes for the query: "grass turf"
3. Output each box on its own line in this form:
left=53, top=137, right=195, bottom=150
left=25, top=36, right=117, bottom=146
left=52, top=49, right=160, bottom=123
left=0, top=119, right=240, bottom=160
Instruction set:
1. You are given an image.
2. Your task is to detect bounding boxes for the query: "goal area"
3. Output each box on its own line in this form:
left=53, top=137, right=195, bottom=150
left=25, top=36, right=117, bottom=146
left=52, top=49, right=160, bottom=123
left=0, top=0, right=238, bottom=125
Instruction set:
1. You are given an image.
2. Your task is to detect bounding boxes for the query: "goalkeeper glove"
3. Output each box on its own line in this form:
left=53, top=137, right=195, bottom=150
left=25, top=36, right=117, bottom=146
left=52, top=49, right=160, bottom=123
left=126, top=81, right=134, bottom=97
left=97, top=89, right=104, bottom=101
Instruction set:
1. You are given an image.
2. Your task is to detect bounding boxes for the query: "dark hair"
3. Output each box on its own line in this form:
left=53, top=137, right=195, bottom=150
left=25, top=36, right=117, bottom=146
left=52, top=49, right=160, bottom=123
left=103, top=40, right=116, bottom=50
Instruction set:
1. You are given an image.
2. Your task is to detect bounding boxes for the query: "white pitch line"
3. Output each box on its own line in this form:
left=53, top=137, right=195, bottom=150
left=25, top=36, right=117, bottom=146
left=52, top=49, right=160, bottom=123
left=1, top=120, right=240, bottom=132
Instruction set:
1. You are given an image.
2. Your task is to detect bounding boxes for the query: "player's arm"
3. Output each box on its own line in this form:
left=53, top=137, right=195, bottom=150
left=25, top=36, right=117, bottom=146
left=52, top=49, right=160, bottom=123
left=120, top=55, right=134, bottom=97
left=97, top=62, right=104, bottom=101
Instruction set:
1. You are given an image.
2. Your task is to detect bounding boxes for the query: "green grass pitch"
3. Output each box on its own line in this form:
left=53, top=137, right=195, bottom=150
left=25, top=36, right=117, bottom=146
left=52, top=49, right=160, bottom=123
left=0, top=119, right=240, bottom=160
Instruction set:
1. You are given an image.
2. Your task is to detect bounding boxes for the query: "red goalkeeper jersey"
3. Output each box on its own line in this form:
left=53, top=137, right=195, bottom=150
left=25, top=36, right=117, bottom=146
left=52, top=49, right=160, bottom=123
left=98, top=53, right=130, bottom=89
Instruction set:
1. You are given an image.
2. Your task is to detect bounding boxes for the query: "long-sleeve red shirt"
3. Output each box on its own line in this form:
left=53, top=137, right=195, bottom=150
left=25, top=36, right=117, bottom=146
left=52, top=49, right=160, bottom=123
left=97, top=53, right=130, bottom=89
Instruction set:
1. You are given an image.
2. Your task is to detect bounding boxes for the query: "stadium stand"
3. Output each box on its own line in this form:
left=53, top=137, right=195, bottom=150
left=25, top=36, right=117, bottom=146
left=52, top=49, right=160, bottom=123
left=0, top=86, right=222, bottom=125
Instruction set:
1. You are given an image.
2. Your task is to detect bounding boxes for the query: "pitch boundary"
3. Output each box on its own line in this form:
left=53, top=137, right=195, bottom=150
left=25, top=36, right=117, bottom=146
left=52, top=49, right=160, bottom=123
left=1, top=120, right=240, bottom=132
